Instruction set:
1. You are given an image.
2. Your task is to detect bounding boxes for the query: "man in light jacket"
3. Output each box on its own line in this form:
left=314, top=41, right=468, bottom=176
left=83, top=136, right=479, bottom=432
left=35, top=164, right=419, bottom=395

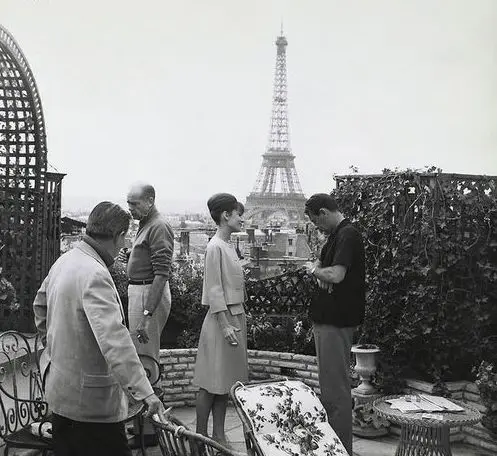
left=33, top=201, right=168, bottom=456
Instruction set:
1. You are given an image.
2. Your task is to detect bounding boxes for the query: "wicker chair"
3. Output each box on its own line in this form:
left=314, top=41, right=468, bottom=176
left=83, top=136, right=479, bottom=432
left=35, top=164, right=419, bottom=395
left=151, top=414, right=241, bottom=456
left=230, top=379, right=349, bottom=456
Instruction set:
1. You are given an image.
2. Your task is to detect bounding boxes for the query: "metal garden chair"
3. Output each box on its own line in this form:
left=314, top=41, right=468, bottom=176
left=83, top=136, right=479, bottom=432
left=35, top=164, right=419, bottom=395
left=0, top=331, right=51, bottom=455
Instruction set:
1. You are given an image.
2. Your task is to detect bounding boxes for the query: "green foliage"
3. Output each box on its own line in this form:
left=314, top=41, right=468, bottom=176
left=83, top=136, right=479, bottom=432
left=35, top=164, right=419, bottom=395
left=109, top=260, right=129, bottom=325
left=0, top=227, right=35, bottom=286
left=165, top=259, right=206, bottom=348
left=0, top=267, right=20, bottom=331
left=247, top=313, right=315, bottom=355
left=1, top=214, right=41, bottom=331
left=475, top=360, right=497, bottom=432
left=333, top=168, right=497, bottom=389
left=109, top=261, right=128, bottom=302
left=476, top=361, right=497, bottom=406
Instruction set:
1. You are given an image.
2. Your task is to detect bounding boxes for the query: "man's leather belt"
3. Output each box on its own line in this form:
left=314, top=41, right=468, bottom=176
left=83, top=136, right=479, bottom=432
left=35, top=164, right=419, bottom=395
left=129, top=279, right=154, bottom=285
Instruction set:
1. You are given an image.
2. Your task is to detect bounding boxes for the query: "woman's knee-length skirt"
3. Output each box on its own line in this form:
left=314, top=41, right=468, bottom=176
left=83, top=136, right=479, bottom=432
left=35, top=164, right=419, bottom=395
left=193, top=308, right=248, bottom=395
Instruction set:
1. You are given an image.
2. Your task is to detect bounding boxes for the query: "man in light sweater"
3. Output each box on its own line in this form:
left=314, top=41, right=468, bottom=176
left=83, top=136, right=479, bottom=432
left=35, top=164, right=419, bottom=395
left=125, top=182, right=174, bottom=446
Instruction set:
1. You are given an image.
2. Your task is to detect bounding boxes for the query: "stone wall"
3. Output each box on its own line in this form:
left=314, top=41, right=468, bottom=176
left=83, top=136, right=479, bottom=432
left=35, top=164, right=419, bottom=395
left=160, top=348, right=198, bottom=407
left=159, top=348, right=497, bottom=454
left=160, top=348, right=321, bottom=408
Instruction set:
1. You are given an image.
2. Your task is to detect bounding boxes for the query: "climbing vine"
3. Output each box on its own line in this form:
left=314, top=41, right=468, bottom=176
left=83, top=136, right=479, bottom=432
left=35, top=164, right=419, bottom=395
left=333, top=167, right=497, bottom=389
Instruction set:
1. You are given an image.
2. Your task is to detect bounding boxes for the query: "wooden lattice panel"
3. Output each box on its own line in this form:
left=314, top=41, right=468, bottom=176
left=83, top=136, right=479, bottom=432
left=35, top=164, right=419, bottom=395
left=0, top=25, right=62, bottom=331
left=246, top=268, right=317, bottom=315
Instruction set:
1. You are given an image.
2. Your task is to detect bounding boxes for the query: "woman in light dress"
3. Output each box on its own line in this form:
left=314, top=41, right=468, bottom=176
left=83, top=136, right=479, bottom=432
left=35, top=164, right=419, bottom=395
left=193, top=193, right=248, bottom=449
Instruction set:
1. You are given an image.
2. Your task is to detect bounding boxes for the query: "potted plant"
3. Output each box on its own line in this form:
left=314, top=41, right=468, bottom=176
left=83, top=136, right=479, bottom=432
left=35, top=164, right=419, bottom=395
left=475, top=360, right=497, bottom=434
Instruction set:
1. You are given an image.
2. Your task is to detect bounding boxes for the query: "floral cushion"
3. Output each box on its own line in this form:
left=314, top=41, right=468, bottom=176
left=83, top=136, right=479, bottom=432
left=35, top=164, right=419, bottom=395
left=234, top=380, right=349, bottom=456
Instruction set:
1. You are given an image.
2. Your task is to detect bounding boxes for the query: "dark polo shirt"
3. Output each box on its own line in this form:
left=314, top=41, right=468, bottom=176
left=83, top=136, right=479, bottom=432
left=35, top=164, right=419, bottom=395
left=310, top=219, right=366, bottom=327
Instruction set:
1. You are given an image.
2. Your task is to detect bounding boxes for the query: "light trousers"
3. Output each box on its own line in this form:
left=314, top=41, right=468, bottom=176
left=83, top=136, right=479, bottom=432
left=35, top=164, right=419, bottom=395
left=128, top=282, right=171, bottom=436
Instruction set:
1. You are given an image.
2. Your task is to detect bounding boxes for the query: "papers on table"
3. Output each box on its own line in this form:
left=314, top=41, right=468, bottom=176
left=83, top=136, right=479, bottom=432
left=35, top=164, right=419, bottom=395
left=385, top=394, right=464, bottom=414
left=418, top=394, right=465, bottom=412
left=385, top=397, right=440, bottom=413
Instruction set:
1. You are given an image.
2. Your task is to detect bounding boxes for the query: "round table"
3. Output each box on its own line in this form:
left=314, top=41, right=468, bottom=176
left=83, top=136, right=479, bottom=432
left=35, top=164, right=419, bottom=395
left=373, top=395, right=481, bottom=456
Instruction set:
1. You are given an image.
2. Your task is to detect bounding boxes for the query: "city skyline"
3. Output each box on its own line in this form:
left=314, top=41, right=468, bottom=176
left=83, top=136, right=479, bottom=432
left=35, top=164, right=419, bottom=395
left=2, top=0, right=497, bottom=213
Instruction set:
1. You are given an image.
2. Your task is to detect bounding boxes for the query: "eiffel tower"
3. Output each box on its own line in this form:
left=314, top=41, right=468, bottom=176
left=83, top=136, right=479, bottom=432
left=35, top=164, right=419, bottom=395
left=245, top=30, right=306, bottom=228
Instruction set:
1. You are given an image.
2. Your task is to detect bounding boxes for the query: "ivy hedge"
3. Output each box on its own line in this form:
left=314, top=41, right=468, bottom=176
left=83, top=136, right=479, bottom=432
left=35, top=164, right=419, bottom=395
left=163, top=259, right=205, bottom=349
left=334, top=169, right=497, bottom=389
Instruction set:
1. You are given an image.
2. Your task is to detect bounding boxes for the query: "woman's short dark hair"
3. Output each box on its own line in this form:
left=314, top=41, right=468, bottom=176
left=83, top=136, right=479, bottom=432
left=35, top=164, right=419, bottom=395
left=207, top=193, right=244, bottom=225
left=304, top=193, right=339, bottom=216
left=86, top=202, right=132, bottom=241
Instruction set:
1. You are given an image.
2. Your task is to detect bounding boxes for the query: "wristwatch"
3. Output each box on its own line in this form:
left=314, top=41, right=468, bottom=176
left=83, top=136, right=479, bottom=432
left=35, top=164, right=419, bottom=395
left=143, top=309, right=153, bottom=317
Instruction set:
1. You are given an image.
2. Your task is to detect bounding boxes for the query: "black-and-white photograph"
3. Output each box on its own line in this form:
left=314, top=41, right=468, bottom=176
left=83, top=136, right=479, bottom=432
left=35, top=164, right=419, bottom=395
left=1, top=1, right=496, bottom=455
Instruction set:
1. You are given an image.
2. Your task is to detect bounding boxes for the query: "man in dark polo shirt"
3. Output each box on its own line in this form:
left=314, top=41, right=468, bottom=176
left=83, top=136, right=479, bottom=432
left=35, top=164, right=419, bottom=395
left=304, top=193, right=365, bottom=455
left=124, top=182, right=174, bottom=446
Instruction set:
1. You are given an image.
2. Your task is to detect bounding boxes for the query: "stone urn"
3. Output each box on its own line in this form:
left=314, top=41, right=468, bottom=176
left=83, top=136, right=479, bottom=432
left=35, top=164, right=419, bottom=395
left=351, top=344, right=389, bottom=438
left=352, top=344, right=380, bottom=395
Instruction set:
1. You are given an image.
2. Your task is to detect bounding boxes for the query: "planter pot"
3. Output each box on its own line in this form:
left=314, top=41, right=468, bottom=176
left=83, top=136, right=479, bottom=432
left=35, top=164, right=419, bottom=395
left=351, top=344, right=389, bottom=438
left=351, top=344, right=380, bottom=395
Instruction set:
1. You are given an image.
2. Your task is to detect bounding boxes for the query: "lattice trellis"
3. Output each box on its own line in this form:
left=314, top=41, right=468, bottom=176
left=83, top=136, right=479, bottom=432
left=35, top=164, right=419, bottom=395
left=0, top=25, right=64, bottom=331
left=245, top=268, right=317, bottom=315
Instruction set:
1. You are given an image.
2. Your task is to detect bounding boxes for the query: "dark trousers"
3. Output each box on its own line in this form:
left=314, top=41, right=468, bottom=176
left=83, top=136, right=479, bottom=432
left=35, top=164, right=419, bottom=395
left=52, top=413, right=132, bottom=456
left=313, top=323, right=356, bottom=455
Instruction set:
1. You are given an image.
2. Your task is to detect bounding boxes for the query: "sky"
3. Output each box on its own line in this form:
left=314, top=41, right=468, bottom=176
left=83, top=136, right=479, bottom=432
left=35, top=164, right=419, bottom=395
left=2, top=0, right=497, bottom=212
